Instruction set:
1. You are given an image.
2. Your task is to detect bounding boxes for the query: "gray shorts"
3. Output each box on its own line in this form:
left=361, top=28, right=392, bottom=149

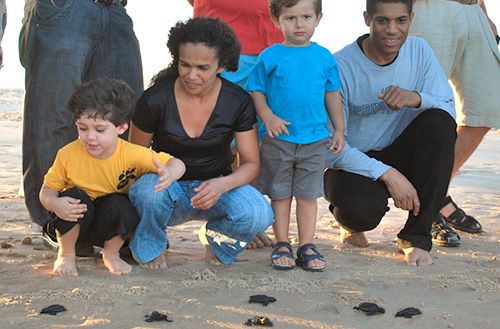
left=256, top=137, right=328, bottom=200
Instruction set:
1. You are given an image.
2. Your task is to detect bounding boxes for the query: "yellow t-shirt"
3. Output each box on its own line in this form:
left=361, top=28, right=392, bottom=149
left=44, top=139, right=173, bottom=200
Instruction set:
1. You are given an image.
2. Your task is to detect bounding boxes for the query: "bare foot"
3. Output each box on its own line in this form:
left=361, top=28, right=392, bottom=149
left=139, top=254, right=168, bottom=270
left=247, top=232, right=274, bottom=249
left=205, top=245, right=223, bottom=265
left=402, top=247, right=433, bottom=266
left=53, top=254, right=78, bottom=277
left=198, top=224, right=223, bottom=265
left=102, top=251, right=132, bottom=275
left=339, top=227, right=368, bottom=247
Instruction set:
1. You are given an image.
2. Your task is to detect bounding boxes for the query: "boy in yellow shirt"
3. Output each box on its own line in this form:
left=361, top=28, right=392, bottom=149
left=39, top=79, right=185, bottom=277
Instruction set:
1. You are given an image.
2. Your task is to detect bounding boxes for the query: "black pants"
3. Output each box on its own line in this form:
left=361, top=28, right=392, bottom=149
left=50, top=188, right=139, bottom=247
left=324, top=110, right=457, bottom=251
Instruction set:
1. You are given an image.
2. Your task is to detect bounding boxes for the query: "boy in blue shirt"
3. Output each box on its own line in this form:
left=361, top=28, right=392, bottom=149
left=247, top=0, right=344, bottom=271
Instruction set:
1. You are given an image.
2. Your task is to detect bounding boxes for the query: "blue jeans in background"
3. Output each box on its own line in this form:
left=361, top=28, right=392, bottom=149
left=128, top=174, right=274, bottom=265
left=19, top=0, right=143, bottom=227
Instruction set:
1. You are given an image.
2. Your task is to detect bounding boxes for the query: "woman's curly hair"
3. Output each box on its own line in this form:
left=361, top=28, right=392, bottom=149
left=150, top=17, right=241, bottom=86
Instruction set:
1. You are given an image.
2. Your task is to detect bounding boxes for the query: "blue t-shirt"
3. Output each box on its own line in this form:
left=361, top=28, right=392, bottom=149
left=247, top=42, right=341, bottom=144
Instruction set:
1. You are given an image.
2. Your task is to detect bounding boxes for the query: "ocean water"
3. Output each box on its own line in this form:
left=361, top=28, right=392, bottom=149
left=0, top=88, right=24, bottom=112
left=0, top=89, right=24, bottom=121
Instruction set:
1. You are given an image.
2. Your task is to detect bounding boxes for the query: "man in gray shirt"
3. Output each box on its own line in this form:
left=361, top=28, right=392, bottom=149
left=324, top=0, right=456, bottom=266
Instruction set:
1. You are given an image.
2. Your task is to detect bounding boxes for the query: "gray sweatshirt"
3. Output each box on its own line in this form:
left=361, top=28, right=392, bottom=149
left=327, top=36, right=455, bottom=180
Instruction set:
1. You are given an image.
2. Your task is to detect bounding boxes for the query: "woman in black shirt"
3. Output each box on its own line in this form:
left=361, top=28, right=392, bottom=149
left=127, top=17, right=274, bottom=268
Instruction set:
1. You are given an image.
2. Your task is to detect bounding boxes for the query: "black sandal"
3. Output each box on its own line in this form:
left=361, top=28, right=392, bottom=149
left=296, top=243, right=325, bottom=272
left=431, top=214, right=461, bottom=247
left=271, top=241, right=295, bottom=270
left=441, top=196, right=483, bottom=233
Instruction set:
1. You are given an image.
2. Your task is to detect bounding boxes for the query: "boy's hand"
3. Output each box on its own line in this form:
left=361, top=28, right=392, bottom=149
left=153, top=157, right=175, bottom=192
left=191, top=177, right=226, bottom=210
left=52, top=197, right=87, bottom=222
left=263, top=113, right=291, bottom=138
left=378, top=85, right=421, bottom=110
left=330, top=131, right=345, bottom=154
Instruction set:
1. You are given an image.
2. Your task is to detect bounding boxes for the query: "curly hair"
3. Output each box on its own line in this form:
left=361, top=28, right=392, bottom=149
left=66, top=78, right=135, bottom=126
left=366, top=0, right=413, bottom=15
left=150, top=17, right=241, bottom=86
left=269, top=0, right=322, bottom=21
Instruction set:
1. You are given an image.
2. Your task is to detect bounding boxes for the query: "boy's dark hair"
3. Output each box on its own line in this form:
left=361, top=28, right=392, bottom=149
left=366, top=0, right=413, bottom=15
left=269, top=0, right=322, bottom=21
left=66, top=78, right=135, bottom=126
left=151, top=17, right=241, bottom=86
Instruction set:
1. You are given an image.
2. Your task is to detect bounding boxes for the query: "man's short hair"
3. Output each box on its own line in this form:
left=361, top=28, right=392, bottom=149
left=66, top=78, right=135, bottom=126
left=269, top=0, right=322, bottom=21
left=366, top=0, right=413, bottom=15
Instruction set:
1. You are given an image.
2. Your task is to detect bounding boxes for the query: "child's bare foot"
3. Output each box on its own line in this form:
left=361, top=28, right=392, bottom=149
left=402, top=247, right=433, bottom=266
left=102, top=251, right=132, bottom=275
left=139, top=254, right=168, bottom=270
left=205, top=245, right=223, bottom=265
left=339, top=227, right=368, bottom=247
left=53, top=254, right=78, bottom=277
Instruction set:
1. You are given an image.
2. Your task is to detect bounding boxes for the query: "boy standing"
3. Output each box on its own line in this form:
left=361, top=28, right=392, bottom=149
left=39, top=79, right=185, bottom=277
left=247, top=0, right=344, bottom=271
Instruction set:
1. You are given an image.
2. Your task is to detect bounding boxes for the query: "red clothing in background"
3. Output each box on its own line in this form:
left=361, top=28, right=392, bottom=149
left=193, top=0, right=284, bottom=54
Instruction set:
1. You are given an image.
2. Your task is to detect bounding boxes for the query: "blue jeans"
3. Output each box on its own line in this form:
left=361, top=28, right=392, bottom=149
left=129, top=174, right=274, bottom=265
left=19, top=0, right=143, bottom=227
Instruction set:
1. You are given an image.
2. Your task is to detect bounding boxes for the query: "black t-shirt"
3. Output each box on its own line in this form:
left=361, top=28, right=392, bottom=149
left=132, top=77, right=257, bottom=180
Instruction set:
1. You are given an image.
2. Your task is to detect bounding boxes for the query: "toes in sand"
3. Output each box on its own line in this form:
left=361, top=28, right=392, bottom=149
left=402, top=247, right=433, bottom=266
left=102, top=251, right=132, bottom=275
left=139, top=254, right=168, bottom=270
left=339, top=227, right=369, bottom=247
left=53, top=254, right=78, bottom=277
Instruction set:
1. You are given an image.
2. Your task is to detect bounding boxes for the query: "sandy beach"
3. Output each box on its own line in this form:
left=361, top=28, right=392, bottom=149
left=0, top=113, right=498, bottom=329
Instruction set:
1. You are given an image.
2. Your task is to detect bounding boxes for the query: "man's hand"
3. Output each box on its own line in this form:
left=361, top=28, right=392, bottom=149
left=378, top=86, right=421, bottom=110
left=380, top=168, right=420, bottom=216
left=51, top=197, right=87, bottom=222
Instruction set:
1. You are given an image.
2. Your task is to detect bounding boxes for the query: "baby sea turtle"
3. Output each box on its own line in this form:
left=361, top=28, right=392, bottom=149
left=244, top=316, right=273, bottom=326
left=395, top=307, right=422, bottom=318
left=353, top=302, right=385, bottom=315
left=144, top=310, right=173, bottom=323
left=40, top=304, right=67, bottom=315
left=249, top=295, right=277, bottom=306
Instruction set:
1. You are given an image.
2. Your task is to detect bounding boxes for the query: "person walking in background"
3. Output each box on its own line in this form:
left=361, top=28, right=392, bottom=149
left=19, top=0, right=143, bottom=253
left=411, top=0, right=500, bottom=247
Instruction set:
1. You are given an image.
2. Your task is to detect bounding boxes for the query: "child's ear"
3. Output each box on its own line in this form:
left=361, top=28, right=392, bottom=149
left=316, top=12, right=323, bottom=25
left=271, top=17, right=281, bottom=29
left=117, top=122, right=128, bottom=135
